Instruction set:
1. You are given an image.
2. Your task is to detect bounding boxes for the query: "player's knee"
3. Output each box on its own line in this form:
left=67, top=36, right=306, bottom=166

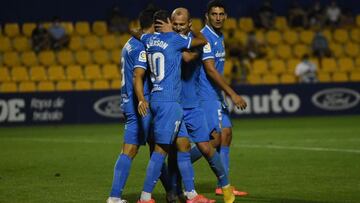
left=176, top=137, right=191, bottom=152
left=210, top=131, right=221, bottom=148
left=122, top=144, right=139, bottom=158
left=197, top=142, right=213, bottom=158
left=221, top=127, right=232, bottom=145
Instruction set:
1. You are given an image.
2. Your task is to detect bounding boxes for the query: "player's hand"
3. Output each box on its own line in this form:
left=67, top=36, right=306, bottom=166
left=231, top=94, right=247, bottom=110
left=138, top=100, right=149, bottom=117
left=155, top=18, right=173, bottom=32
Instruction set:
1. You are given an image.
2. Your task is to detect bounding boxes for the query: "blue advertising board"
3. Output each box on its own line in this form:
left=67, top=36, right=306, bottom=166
left=0, top=83, right=359, bottom=126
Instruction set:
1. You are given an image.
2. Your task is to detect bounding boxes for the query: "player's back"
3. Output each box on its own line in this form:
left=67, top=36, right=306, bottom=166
left=198, top=25, right=226, bottom=101
left=141, top=32, right=191, bottom=102
left=121, top=37, right=150, bottom=111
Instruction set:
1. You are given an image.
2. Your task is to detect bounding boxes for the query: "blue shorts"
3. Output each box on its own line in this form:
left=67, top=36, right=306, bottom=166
left=123, top=111, right=152, bottom=146
left=178, top=107, right=211, bottom=143
left=150, top=101, right=183, bottom=145
left=221, top=103, right=232, bottom=128
left=200, top=100, right=222, bottom=134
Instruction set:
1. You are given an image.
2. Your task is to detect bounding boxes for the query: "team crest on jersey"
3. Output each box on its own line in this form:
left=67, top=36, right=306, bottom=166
left=138, top=51, right=147, bottom=62
left=203, top=43, right=211, bottom=53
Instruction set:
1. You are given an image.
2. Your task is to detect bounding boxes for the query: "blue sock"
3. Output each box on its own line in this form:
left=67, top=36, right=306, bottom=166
left=177, top=151, right=195, bottom=192
left=206, top=152, right=229, bottom=187
left=218, top=146, right=230, bottom=187
left=110, top=154, right=132, bottom=197
left=143, top=152, right=166, bottom=193
left=190, top=144, right=203, bottom=163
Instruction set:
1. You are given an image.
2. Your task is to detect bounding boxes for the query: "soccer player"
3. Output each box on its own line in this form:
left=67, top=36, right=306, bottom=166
left=171, top=7, right=236, bottom=203
left=196, top=0, right=248, bottom=196
left=133, top=10, right=213, bottom=203
left=106, top=8, right=170, bottom=203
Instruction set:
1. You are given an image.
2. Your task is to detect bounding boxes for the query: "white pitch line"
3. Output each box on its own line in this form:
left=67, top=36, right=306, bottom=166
left=235, top=144, right=360, bottom=154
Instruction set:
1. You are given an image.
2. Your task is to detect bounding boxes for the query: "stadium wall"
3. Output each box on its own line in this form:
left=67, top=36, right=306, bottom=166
left=1, top=0, right=360, bottom=23
left=0, top=83, right=359, bottom=126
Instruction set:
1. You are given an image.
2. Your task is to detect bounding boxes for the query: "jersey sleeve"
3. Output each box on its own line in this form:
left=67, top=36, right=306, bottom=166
left=132, top=47, right=148, bottom=70
left=172, top=33, right=192, bottom=50
left=140, top=34, right=150, bottom=44
left=201, top=41, right=215, bottom=61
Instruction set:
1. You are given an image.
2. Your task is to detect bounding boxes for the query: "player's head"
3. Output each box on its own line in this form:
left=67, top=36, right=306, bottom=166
left=205, top=0, right=227, bottom=30
left=153, top=10, right=170, bottom=32
left=139, top=7, right=159, bottom=31
left=171, top=7, right=191, bottom=35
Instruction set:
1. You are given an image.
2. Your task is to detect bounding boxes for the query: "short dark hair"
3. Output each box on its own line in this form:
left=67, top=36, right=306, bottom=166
left=206, top=0, right=226, bottom=13
left=153, top=10, right=170, bottom=25
left=139, top=8, right=158, bottom=29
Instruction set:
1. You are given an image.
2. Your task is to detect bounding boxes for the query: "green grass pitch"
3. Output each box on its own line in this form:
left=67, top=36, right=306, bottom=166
left=1, top=116, right=360, bottom=203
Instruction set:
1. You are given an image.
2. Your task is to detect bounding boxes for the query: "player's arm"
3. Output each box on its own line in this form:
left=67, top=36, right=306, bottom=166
left=203, top=59, right=247, bottom=110
left=133, top=67, right=149, bottom=117
left=182, top=50, right=199, bottom=63
left=189, top=30, right=207, bottom=48
left=130, top=28, right=143, bottom=40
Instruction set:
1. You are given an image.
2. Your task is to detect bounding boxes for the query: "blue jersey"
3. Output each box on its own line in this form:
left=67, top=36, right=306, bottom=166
left=181, top=32, right=202, bottom=108
left=141, top=32, right=192, bottom=102
left=198, top=25, right=226, bottom=101
left=120, top=37, right=150, bottom=112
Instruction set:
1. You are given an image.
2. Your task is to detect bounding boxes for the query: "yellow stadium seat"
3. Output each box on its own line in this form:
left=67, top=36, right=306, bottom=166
left=103, top=64, right=120, bottom=80
left=0, top=82, right=17, bottom=93
left=84, top=64, right=102, bottom=80
left=60, top=22, right=74, bottom=35
left=269, top=59, right=286, bottom=74
left=92, top=21, right=108, bottom=36
left=48, top=65, right=66, bottom=81
left=128, top=20, right=139, bottom=30
left=322, top=29, right=333, bottom=42
left=57, top=50, right=74, bottom=66
left=293, top=44, right=309, bottom=58
left=238, top=18, right=254, bottom=32
left=11, top=66, right=29, bottom=82
left=333, top=29, right=349, bottom=44
left=350, top=71, right=360, bottom=81
left=102, top=35, right=117, bottom=50
left=283, top=30, right=298, bottom=45
left=21, top=51, right=38, bottom=67
left=266, top=30, right=282, bottom=46
left=247, top=74, right=262, bottom=85
left=356, top=15, right=360, bottom=27
left=119, top=34, right=131, bottom=47
left=255, top=31, right=265, bottom=43
left=38, top=81, right=55, bottom=92
left=0, top=67, right=11, bottom=82
left=75, top=21, right=90, bottom=36
left=280, top=73, right=296, bottom=84
left=22, top=23, right=37, bottom=37
left=321, top=58, right=337, bottom=73
left=276, top=45, right=292, bottom=59
left=56, top=80, right=73, bottom=91
left=350, top=29, right=360, bottom=43
left=13, top=36, right=31, bottom=52
left=66, top=65, right=84, bottom=80
left=274, top=16, right=288, bottom=31
left=0, top=37, right=12, bottom=52
left=299, top=30, right=314, bottom=45
left=223, top=60, right=233, bottom=77
left=262, top=74, right=279, bottom=84
left=4, top=52, right=21, bottom=67
left=18, top=81, right=36, bottom=92
left=93, top=49, right=110, bottom=65
left=69, top=36, right=83, bottom=51
left=287, top=59, right=301, bottom=73
left=93, top=79, right=110, bottom=90
left=84, top=35, right=101, bottom=51
left=38, top=51, right=56, bottom=66
left=252, top=59, right=268, bottom=74
left=332, top=72, right=348, bottom=82
left=329, top=43, right=344, bottom=58
left=110, top=79, right=121, bottom=89
left=75, top=50, right=92, bottom=66
left=265, top=46, right=276, bottom=59
left=234, top=30, right=247, bottom=44
left=224, top=18, right=237, bottom=30
left=344, top=43, right=359, bottom=57
left=317, top=72, right=331, bottom=83
left=111, top=50, right=121, bottom=63
left=356, top=57, right=360, bottom=68
left=191, top=18, right=203, bottom=31
left=30, top=66, right=47, bottom=81
left=310, top=58, right=320, bottom=69
left=75, top=80, right=91, bottom=90
left=338, top=58, right=354, bottom=72
left=4, top=23, right=20, bottom=37
left=42, top=22, right=52, bottom=29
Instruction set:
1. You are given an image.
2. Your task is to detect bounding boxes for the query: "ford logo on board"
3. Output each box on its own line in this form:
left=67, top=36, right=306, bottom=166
left=93, top=96, right=124, bottom=118
left=311, top=88, right=360, bottom=111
